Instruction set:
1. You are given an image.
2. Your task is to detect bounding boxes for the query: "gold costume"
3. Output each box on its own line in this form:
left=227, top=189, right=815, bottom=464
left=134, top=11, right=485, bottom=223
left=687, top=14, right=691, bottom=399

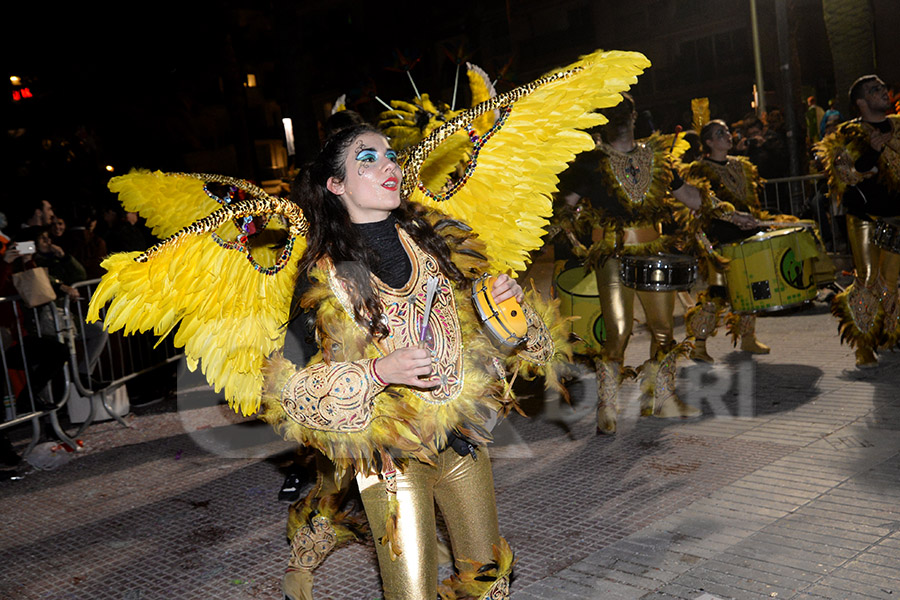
left=87, top=48, right=652, bottom=599
left=358, top=447, right=500, bottom=600
left=683, top=156, right=775, bottom=359
left=558, top=134, right=699, bottom=433
left=816, top=115, right=900, bottom=366
left=265, top=220, right=565, bottom=599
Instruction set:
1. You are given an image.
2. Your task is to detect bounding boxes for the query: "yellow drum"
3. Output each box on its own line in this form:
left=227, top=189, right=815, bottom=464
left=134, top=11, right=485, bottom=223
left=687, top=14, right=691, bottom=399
left=719, top=227, right=819, bottom=313
left=472, top=275, right=528, bottom=347
left=796, top=219, right=836, bottom=286
left=555, top=267, right=605, bottom=353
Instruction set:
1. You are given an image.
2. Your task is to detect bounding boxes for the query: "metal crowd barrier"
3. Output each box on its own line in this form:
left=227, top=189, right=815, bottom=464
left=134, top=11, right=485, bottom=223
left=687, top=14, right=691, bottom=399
left=759, top=173, right=847, bottom=255
left=1, top=278, right=182, bottom=457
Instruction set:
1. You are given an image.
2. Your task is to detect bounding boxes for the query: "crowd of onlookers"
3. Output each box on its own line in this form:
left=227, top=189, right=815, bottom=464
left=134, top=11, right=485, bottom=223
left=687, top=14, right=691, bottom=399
left=1, top=200, right=155, bottom=476
left=1, top=199, right=152, bottom=298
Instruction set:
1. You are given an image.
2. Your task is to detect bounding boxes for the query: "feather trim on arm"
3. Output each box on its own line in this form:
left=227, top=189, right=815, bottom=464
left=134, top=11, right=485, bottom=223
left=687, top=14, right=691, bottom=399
left=506, top=283, right=574, bottom=400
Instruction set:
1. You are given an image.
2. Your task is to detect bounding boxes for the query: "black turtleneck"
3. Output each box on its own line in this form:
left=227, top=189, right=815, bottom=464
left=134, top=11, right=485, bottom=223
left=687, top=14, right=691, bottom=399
left=354, top=215, right=412, bottom=288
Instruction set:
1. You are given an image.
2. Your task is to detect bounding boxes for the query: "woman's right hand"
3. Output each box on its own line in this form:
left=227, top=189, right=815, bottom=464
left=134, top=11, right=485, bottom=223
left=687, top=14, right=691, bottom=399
left=727, top=210, right=759, bottom=230
left=374, top=347, right=440, bottom=389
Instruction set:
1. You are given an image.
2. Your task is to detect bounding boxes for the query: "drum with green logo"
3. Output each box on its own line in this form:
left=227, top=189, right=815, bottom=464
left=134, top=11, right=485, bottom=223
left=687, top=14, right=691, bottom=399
left=719, top=227, right=818, bottom=313
left=555, top=266, right=605, bottom=353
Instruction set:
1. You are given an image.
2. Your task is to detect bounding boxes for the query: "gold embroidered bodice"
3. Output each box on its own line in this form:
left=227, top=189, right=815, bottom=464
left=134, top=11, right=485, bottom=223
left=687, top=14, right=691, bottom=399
left=704, top=159, right=747, bottom=203
left=601, top=141, right=655, bottom=204
left=687, top=155, right=760, bottom=214
left=368, top=229, right=465, bottom=404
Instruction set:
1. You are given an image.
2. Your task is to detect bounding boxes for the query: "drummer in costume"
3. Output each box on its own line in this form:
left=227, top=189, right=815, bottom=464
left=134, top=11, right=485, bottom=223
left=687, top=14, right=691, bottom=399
left=87, top=50, right=650, bottom=599
left=557, top=93, right=704, bottom=435
left=815, top=74, right=900, bottom=368
left=682, top=119, right=775, bottom=363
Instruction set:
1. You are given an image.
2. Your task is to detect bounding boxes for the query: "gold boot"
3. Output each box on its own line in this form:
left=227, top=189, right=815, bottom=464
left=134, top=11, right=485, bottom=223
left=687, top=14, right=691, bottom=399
left=595, top=358, right=621, bottom=434
left=686, top=300, right=721, bottom=363
left=639, top=348, right=701, bottom=420
left=282, top=569, right=314, bottom=600
left=690, top=338, right=715, bottom=364
left=737, top=315, right=770, bottom=354
left=855, top=346, right=878, bottom=369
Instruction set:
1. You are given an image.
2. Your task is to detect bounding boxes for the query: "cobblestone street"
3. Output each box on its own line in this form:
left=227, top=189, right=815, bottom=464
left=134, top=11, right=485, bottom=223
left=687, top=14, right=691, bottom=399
left=2, top=282, right=899, bottom=599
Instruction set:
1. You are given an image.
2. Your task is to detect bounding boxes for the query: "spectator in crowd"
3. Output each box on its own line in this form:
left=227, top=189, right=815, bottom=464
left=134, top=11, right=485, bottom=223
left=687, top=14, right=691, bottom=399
left=58, top=212, right=109, bottom=280
left=806, top=96, right=825, bottom=146
left=19, top=199, right=55, bottom=230
left=819, top=99, right=841, bottom=139
left=1, top=229, right=71, bottom=419
left=105, top=209, right=150, bottom=253
left=735, top=113, right=788, bottom=178
left=23, top=226, right=87, bottom=293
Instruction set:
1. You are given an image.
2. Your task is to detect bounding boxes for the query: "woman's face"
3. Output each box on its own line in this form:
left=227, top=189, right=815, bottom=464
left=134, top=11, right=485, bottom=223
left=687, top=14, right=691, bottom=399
left=36, top=231, right=53, bottom=254
left=327, top=132, right=402, bottom=223
left=707, top=123, right=733, bottom=154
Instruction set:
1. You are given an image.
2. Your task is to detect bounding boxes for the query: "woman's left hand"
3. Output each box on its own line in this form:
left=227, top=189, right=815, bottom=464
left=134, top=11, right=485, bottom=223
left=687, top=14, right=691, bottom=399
left=491, top=274, right=524, bottom=304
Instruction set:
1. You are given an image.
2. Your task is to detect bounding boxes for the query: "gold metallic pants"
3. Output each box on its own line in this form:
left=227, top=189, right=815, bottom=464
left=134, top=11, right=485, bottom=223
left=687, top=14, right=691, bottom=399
left=357, top=447, right=500, bottom=600
left=595, top=257, right=676, bottom=362
left=846, top=215, right=900, bottom=289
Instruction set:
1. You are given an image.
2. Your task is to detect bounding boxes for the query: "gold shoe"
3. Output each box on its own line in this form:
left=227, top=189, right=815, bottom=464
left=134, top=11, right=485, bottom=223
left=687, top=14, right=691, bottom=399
left=855, top=347, right=878, bottom=369
left=740, top=335, right=770, bottom=354
left=595, top=359, right=621, bottom=434
left=690, top=339, right=715, bottom=363
left=597, top=402, right=617, bottom=434
left=282, top=569, right=313, bottom=600
left=649, top=393, right=702, bottom=419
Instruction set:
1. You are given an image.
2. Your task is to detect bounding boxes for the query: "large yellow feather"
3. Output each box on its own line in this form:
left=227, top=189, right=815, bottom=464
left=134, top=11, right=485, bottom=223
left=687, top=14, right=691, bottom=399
left=109, top=170, right=222, bottom=239
left=88, top=195, right=307, bottom=416
left=401, top=49, right=651, bottom=275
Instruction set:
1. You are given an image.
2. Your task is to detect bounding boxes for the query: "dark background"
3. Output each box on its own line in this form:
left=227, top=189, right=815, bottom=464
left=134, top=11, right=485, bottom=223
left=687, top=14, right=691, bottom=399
left=5, top=0, right=898, bottom=229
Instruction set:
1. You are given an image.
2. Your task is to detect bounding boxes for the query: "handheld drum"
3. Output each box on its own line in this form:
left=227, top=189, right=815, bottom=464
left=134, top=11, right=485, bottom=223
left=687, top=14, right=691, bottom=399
left=472, top=274, right=528, bottom=347
left=619, top=254, right=698, bottom=291
left=873, top=217, right=900, bottom=255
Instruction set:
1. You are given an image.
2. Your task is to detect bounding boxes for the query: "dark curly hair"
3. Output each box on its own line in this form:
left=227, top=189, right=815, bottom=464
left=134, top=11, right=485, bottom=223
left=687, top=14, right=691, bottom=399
left=291, top=124, right=470, bottom=339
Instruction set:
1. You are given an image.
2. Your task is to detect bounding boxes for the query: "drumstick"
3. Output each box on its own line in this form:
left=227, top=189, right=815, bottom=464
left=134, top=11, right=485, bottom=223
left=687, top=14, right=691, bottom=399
left=669, top=125, right=683, bottom=153
left=418, top=276, right=439, bottom=348
left=756, top=220, right=815, bottom=229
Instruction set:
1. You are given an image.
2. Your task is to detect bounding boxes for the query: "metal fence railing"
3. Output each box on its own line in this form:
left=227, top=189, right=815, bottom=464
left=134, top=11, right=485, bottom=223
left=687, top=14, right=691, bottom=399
left=2, top=278, right=182, bottom=458
left=759, top=173, right=848, bottom=255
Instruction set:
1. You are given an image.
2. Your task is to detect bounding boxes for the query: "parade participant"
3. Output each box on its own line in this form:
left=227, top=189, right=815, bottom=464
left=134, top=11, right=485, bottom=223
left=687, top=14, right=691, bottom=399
left=683, top=119, right=772, bottom=363
left=87, top=49, right=650, bottom=599
left=557, top=93, right=703, bottom=434
left=816, top=74, right=900, bottom=368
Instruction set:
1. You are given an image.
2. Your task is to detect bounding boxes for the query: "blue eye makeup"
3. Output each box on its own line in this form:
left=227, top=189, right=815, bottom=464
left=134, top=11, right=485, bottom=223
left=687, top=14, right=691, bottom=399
left=385, top=150, right=398, bottom=163
left=356, top=149, right=378, bottom=162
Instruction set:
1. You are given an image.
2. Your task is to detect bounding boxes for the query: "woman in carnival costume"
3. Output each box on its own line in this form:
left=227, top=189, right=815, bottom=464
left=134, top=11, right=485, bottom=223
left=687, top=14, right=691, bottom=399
left=555, top=93, right=704, bottom=434
left=88, top=49, right=650, bottom=599
left=682, top=119, right=777, bottom=363
left=815, top=74, right=900, bottom=369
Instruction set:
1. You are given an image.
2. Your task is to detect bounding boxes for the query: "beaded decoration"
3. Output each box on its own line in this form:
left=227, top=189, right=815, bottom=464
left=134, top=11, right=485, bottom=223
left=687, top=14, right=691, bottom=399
left=398, top=67, right=581, bottom=200
left=135, top=194, right=308, bottom=278
left=416, top=106, right=513, bottom=202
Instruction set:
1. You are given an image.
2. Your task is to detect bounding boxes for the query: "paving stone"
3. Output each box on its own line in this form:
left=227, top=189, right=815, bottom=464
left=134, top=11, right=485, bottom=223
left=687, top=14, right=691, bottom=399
left=3, top=302, right=899, bottom=599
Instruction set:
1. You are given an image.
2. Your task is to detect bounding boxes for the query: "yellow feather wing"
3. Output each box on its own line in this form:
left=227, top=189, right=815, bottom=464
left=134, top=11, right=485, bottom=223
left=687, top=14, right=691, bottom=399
left=87, top=194, right=308, bottom=416
left=400, top=49, right=651, bottom=274
left=108, top=170, right=224, bottom=239
left=466, top=62, right=498, bottom=135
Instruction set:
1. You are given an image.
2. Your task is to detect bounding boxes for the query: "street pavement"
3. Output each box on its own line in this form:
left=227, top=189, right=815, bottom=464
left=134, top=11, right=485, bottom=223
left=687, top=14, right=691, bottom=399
left=1, top=266, right=899, bottom=600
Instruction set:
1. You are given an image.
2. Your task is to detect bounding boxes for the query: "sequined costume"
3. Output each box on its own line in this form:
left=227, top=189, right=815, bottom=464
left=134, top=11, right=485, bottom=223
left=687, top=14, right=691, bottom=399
left=264, top=214, right=564, bottom=599
left=87, top=48, right=651, bottom=599
left=682, top=155, right=775, bottom=359
left=557, top=133, right=700, bottom=433
left=815, top=115, right=900, bottom=366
